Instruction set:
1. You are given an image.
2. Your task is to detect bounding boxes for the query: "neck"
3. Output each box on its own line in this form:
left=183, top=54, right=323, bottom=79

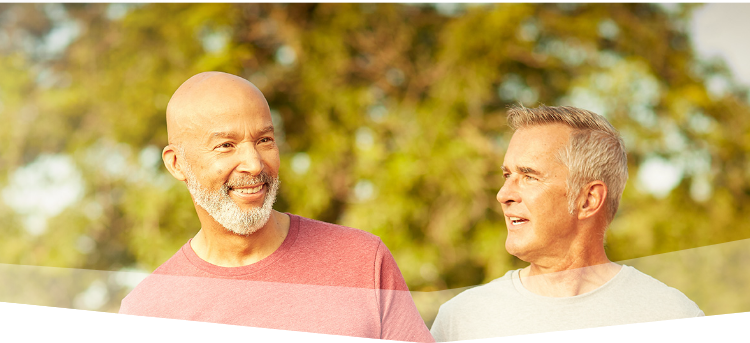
left=520, top=256, right=622, bottom=297
left=190, top=210, right=290, bottom=267
left=520, top=243, right=620, bottom=297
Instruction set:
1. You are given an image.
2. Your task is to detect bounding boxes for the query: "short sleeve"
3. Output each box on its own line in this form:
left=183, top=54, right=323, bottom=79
left=374, top=241, right=435, bottom=342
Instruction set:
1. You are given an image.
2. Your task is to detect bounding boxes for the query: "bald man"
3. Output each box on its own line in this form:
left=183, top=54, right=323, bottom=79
left=119, top=72, right=433, bottom=342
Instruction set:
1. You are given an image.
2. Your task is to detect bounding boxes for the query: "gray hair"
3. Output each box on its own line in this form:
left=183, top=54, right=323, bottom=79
left=506, top=105, right=628, bottom=223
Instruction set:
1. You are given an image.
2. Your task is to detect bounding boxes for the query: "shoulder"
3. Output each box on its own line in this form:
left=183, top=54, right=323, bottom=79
left=119, top=245, right=191, bottom=314
left=440, top=270, right=515, bottom=312
left=431, top=271, right=517, bottom=341
left=119, top=271, right=177, bottom=315
left=150, top=242, right=195, bottom=276
left=620, top=266, right=694, bottom=303
left=291, top=214, right=391, bottom=268
left=286, top=215, right=398, bottom=287
left=618, top=265, right=703, bottom=316
left=292, top=214, right=383, bottom=251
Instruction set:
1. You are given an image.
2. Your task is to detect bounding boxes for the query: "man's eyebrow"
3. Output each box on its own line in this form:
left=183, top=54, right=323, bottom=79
left=209, top=131, right=237, bottom=140
left=501, top=165, right=541, bottom=175
left=209, top=126, right=275, bottom=140
left=258, top=125, right=275, bottom=134
left=519, top=166, right=541, bottom=175
left=211, top=131, right=234, bottom=138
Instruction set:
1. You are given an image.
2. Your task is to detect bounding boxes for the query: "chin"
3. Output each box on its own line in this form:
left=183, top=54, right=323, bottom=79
left=505, top=239, right=529, bottom=261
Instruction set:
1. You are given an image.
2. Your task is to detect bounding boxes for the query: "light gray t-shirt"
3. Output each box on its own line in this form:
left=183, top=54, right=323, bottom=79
left=431, top=265, right=703, bottom=341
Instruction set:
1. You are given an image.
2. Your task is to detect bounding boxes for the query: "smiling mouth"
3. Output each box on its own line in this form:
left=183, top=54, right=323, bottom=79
left=230, top=184, right=264, bottom=194
left=509, top=217, right=529, bottom=226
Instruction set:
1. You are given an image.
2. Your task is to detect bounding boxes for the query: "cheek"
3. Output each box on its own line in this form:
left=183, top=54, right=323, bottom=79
left=531, top=187, right=566, bottom=213
left=263, top=152, right=281, bottom=172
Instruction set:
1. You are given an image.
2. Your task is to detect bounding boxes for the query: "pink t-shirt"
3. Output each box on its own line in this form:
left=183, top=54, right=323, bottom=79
left=119, top=214, right=433, bottom=342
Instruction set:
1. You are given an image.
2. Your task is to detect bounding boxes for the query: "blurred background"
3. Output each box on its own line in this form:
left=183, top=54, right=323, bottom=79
left=1, top=3, right=750, bottom=327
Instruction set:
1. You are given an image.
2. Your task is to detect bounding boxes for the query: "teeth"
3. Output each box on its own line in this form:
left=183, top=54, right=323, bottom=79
left=233, top=185, right=263, bottom=194
left=509, top=217, right=527, bottom=225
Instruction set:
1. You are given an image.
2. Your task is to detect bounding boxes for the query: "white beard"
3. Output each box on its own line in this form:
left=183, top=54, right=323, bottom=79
left=183, top=163, right=279, bottom=236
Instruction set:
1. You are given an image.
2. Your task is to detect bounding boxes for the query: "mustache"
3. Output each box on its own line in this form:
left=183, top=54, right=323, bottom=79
left=224, top=172, right=275, bottom=189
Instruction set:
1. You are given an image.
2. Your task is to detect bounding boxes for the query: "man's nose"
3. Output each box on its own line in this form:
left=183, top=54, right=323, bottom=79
left=236, top=144, right=264, bottom=175
left=496, top=178, right=520, bottom=204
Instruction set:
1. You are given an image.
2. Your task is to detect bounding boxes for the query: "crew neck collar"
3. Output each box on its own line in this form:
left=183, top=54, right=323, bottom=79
left=511, top=265, right=630, bottom=303
left=181, top=213, right=300, bottom=277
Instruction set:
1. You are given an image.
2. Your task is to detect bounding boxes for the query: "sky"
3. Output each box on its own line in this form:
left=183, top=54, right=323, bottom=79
left=691, top=3, right=750, bottom=86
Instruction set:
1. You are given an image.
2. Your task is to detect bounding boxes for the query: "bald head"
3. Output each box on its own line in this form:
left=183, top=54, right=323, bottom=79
left=166, top=72, right=269, bottom=147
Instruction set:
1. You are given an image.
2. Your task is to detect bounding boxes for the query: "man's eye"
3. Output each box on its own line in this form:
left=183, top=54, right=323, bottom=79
left=502, top=173, right=510, bottom=179
left=217, top=142, right=234, bottom=149
left=524, top=175, right=536, bottom=181
left=259, top=137, right=274, bottom=144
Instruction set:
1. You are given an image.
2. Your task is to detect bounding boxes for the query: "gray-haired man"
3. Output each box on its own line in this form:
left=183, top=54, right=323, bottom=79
left=430, top=105, right=702, bottom=341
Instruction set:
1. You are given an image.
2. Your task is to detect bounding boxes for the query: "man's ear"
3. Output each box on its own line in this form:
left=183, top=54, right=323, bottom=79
left=163, top=145, right=187, bottom=181
left=577, top=181, right=607, bottom=221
